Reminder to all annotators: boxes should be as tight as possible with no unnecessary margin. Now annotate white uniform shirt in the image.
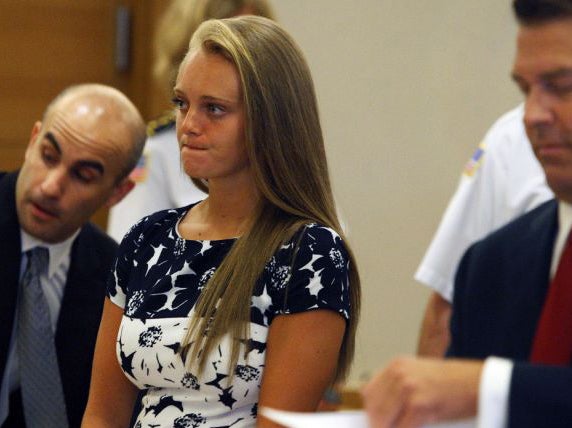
[107,126,206,242]
[415,104,553,301]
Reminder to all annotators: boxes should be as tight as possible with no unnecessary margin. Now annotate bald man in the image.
[0,84,146,427]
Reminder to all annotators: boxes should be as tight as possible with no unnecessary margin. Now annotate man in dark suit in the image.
[362,1,572,427]
[0,84,146,427]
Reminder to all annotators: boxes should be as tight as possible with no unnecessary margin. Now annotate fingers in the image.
[362,357,482,428]
[395,393,439,428]
[361,357,413,427]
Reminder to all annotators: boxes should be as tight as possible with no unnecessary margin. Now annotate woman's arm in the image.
[82,298,139,427]
[257,309,346,427]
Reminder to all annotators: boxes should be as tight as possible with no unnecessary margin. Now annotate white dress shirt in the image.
[0,229,77,424]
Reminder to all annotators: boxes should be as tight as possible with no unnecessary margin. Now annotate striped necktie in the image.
[18,247,69,427]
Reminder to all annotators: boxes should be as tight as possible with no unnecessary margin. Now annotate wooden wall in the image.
[0,0,170,229]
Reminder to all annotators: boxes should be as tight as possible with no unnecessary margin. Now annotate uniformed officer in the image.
[416,103,553,356]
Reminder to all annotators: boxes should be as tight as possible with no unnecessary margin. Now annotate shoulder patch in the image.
[463,142,486,177]
[129,153,149,183]
[146,110,175,137]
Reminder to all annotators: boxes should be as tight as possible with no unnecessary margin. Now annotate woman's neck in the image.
[179,174,261,240]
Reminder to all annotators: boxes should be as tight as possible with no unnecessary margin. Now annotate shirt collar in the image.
[550,201,572,277]
[558,201,572,239]
[20,229,79,278]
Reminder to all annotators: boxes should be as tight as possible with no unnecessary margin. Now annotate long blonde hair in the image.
[153,0,275,96]
[180,16,361,384]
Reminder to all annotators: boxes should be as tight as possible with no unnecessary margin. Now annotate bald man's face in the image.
[16,95,134,243]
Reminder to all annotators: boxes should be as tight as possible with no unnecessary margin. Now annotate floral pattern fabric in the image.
[108,204,351,427]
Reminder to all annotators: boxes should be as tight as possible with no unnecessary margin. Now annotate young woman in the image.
[83,16,360,428]
[107,0,275,241]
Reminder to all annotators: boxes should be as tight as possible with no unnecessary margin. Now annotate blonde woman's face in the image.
[173,50,249,185]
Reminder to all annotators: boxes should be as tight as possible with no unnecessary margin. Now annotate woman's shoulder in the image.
[257,222,351,322]
[294,223,346,253]
[270,222,348,271]
[303,222,343,238]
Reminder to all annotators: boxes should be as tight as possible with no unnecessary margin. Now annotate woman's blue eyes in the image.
[171,97,186,109]
[207,104,225,115]
[172,98,225,116]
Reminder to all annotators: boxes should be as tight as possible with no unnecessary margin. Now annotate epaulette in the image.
[146,110,176,137]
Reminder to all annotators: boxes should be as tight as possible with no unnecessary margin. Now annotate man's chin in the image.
[21,218,64,244]
[545,173,572,203]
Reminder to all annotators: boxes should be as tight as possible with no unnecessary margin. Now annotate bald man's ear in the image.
[25,121,43,158]
[105,178,135,208]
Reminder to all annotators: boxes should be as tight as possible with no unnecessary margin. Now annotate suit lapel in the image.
[505,200,558,359]
[55,223,110,419]
[56,224,104,356]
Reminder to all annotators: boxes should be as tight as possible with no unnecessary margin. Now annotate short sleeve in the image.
[106,215,149,309]
[414,104,552,301]
[414,109,515,300]
[269,224,351,321]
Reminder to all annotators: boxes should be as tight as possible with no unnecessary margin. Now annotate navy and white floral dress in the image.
[108,203,351,428]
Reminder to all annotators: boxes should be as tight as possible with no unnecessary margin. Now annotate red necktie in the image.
[530,231,572,365]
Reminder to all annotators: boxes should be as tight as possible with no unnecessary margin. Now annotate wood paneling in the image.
[0,1,118,158]
[0,0,171,230]
[141,0,174,119]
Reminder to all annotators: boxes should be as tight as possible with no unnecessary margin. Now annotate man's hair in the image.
[514,0,572,24]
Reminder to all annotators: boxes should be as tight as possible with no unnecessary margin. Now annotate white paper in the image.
[260,407,475,428]
[260,407,368,428]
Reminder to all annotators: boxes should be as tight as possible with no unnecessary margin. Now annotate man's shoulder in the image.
[146,111,175,138]
[76,222,118,253]
[481,104,527,152]
[66,223,118,283]
[490,104,524,131]
[0,170,18,188]
[453,200,557,310]
[140,114,177,167]
[473,199,557,253]
[0,172,20,228]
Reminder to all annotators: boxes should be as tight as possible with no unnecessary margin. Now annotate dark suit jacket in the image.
[0,171,118,427]
[449,199,572,427]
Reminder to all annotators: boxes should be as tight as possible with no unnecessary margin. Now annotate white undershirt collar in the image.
[551,201,572,277]
[20,229,79,278]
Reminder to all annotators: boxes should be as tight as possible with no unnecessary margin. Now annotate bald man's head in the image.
[15,84,146,243]
[43,84,146,180]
